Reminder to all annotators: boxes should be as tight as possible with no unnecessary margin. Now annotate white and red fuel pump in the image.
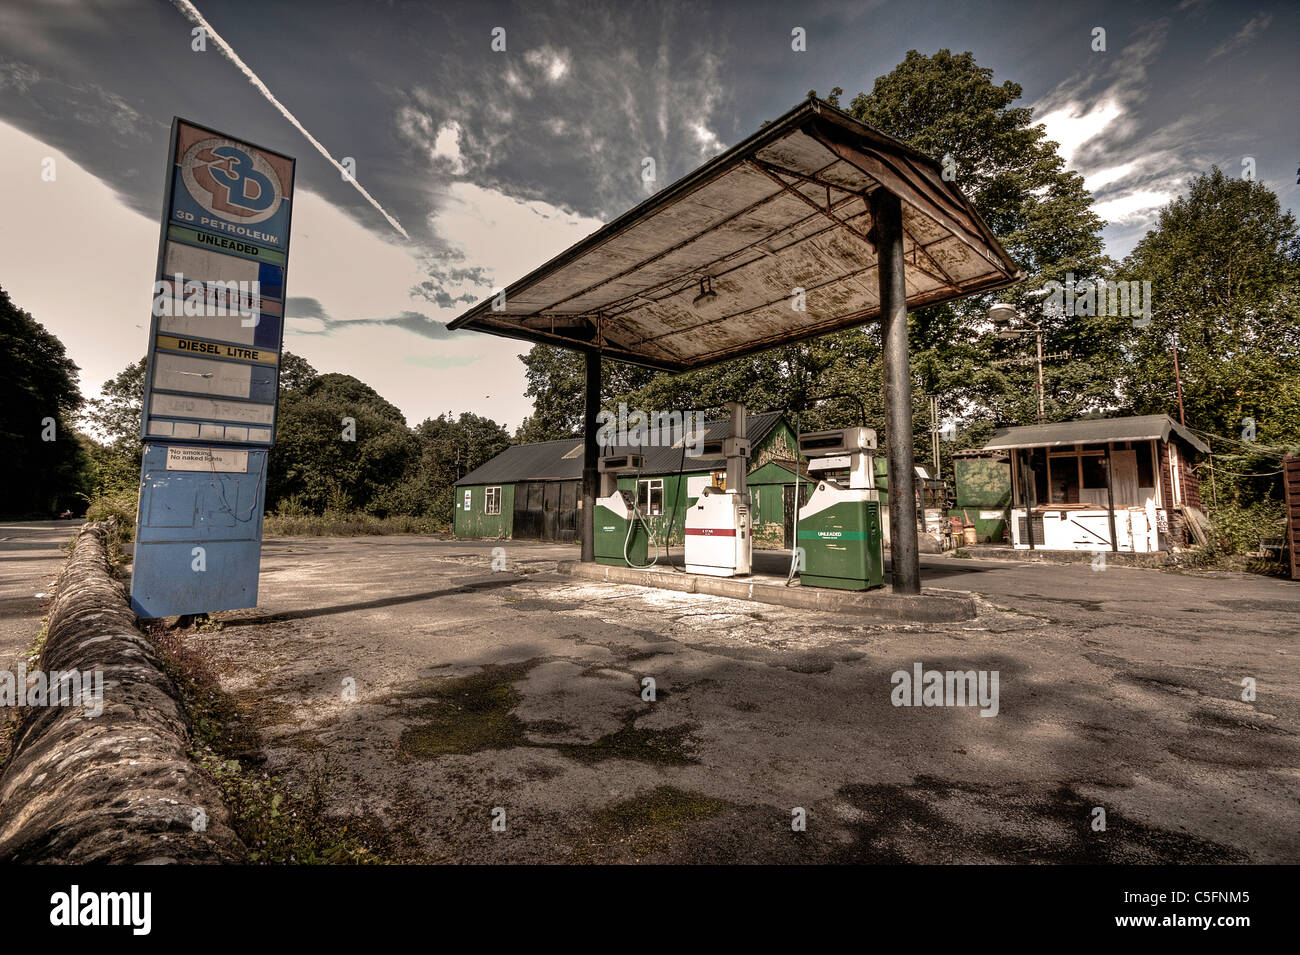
[684,402,752,577]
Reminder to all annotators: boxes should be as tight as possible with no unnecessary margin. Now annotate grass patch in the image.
[390,662,699,766]
[83,494,137,574]
[555,722,697,766]
[264,512,449,538]
[148,626,387,863]
[395,662,535,759]
[571,786,733,862]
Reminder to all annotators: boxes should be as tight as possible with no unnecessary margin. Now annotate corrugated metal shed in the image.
[982,415,1210,454]
[448,97,1021,372]
[455,411,786,486]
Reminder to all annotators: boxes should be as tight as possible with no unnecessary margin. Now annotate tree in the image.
[515,344,656,441]
[279,351,318,393]
[0,285,89,516]
[82,356,145,495]
[845,49,1114,441]
[268,372,417,513]
[399,413,511,520]
[1120,167,1300,443]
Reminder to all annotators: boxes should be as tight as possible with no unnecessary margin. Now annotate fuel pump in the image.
[797,427,885,590]
[594,454,651,567]
[684,402,752,577]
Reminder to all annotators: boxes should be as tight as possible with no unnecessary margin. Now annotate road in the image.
[0,521,80,672]
[204,536,1300,863]
[2,525,1297,863]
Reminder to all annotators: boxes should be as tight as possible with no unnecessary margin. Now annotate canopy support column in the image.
[873,189,921,595]
[580,351,601,562]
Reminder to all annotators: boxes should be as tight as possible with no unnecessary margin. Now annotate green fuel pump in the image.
[797,427,885,590]
[594,454,652,567]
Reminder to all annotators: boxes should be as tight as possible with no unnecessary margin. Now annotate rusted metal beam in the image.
[597,193,870,317]
[747,160,877,251]
[806,127,1009,275]
[631,258,882,347]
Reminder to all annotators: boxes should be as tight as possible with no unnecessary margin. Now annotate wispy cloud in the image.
[1209,12,1273,59]
[1030,22,1200,240]
[286,297,459,339]
[170,0,410,238]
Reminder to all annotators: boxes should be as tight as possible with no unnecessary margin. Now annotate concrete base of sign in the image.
[556,560,975,623]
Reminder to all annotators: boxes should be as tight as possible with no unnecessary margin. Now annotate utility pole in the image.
[928,395,941,476]
[1034,325,1045,424]
[988,304,1059,425]
[1172,331,1186,425]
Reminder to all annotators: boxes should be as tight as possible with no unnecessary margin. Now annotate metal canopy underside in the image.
[449,97,1023,372]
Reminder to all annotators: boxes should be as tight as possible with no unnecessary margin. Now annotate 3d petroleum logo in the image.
[181,138,282,224]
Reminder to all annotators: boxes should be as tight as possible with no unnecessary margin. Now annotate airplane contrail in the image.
[172,0,410,239]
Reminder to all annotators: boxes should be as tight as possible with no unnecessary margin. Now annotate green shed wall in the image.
[453,483,515,539]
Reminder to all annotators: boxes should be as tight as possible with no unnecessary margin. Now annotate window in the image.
[1080,454,1108,490]
[1168,444,1182,504]
[1137,441,1155,487]
[637,478,664,516]
[485,486,501,515]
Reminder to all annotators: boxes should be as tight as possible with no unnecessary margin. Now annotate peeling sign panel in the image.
[450,98,1021,371]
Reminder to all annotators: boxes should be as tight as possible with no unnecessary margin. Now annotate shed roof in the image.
[448,97,1021,372]
[455,410,786,486]
[982,415,1210,454]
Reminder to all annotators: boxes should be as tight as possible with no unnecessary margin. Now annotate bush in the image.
[85,491,137,532]
[1207,498,1286,555]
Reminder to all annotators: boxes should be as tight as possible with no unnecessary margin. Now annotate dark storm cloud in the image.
[0,0,1295,264]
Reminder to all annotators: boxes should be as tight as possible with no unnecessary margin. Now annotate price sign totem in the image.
[130,118,295,618]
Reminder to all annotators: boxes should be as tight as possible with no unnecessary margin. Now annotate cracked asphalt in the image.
[3,524,1297,863]
[166,535,1300,864]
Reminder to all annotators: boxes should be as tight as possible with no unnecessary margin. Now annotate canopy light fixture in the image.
[987,302,1018,327]
[692,275,718,308]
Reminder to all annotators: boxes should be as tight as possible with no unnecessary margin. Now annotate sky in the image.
[1,0,1295,432]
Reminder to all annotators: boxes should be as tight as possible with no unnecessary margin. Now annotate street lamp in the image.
[988,302,1047,424]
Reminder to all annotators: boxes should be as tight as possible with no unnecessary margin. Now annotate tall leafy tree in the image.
[515,344,656,441]
[0,286,89,516]
[1120,167,1300,440]
[400,412,511,520]
[268,372,416,513]
[1118,167,1300,510]
[82,356,145,495]
[845,49,1113,444]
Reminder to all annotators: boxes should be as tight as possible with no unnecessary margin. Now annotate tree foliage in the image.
[0,285,88,517]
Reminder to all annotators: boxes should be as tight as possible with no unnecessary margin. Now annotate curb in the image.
[556,561,976,622]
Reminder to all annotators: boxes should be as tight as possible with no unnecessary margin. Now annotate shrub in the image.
[1207,498,1286,556]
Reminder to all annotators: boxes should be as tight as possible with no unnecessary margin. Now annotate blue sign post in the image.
[130,118,295,619]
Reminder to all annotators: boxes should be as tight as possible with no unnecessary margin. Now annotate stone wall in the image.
[0,524,245,863]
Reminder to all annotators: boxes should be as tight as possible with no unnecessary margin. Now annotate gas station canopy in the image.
[449,97,1022,372]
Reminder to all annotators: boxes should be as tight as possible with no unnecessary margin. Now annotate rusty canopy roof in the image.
[448,97,1022,372]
